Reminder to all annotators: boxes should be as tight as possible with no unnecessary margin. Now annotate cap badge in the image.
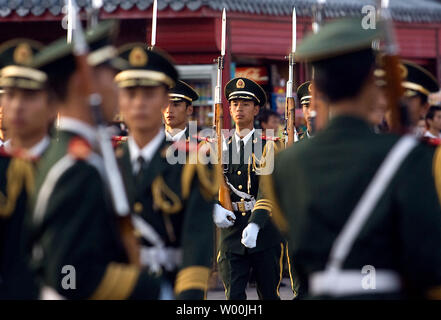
[236,79,245,89]
[129,46,148,67]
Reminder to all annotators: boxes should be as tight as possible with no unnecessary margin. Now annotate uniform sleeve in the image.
[175,163,215,300]
[33,161,161,300]
[395,146,441,297]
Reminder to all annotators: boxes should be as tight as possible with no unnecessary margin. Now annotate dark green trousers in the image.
[218,242,284,300]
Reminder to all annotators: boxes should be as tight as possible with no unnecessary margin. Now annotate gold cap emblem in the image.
[129,46,148,67]
[236,79,245,89]
[13,43,33,65]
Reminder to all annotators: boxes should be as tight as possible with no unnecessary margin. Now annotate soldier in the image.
[0,38,53,299]
[164,80,199,142]
[296,81,314,139]
[401,61,439,132]
[29,22,166,300]
[257,109,284,152]
[266,18,441,299]
[115,43,216,300]
[215,77,285,300]
[423,106,441,140]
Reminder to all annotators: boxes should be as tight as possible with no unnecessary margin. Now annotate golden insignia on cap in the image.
[129,46,148,67]
[374,69,385,78]
[13,43,33,65]
[236,79,245,89]
[308,83,313,93]
[399,64,408,79]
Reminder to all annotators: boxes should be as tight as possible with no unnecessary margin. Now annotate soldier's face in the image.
[163,100,193,129]
[429,111,441,131]
[262,115,280,133]
[94,66,119,123]
[302,104,311,128]
[229,99,259,128]
[2,87,54,142]
[119,85,168,134]
[404,95,429,127]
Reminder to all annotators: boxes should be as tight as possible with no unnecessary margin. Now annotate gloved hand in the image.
[213,204,236,228]
[241,223,260,248]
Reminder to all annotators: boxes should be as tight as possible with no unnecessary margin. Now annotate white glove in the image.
[213,204,236,228]
[241,223,260,248]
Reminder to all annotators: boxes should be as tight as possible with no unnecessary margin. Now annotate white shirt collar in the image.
[424,131,441,139]
[58,117,98,147]
[28,135,50,158]
[234,128,255,152]
[2,139,10,150]
[128,129,165,174]
[165,127,187,142]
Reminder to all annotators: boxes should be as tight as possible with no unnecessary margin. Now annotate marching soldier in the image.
[115,43,216,300]
[296,81,314,139]
[164,80,199,142]
[266,18,441,299]
[215,77,286,300]
[29,22,166,300]
[0,38,54,299]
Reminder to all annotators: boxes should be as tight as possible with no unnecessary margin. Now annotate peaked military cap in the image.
[225,77,267,107]
[115,43,178,88]
[0,39,47,90]
[297,81,312,106]
[296,18,382,62]
[31,20,123,82]
[400,61,439,97]
[169,80,199,103]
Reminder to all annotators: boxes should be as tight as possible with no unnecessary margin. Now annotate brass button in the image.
[134,202,143,213]
[237,171,242,175]
[238,185,243,190]
[242,212,247,216]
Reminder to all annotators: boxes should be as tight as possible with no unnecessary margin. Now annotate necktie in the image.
[239,140,245,164]
[135,156,147,187]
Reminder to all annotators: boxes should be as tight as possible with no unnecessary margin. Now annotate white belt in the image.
[231,199,256,212]
[140,246,182,273]
[309,270,402,297]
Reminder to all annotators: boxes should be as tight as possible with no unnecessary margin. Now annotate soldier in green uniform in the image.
[164,80,199,142]
[296,81,314,139]
[266,18,441,299]
[215,77,285,300]
[0,39,55,299]
[115,43,216,300]
[29,22,167,300]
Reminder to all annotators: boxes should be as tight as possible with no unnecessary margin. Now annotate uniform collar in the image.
[28,135,50,158]
[128,129,165,173]
[165,127,187,142]
[58,117,98,148]
[424,130,441,139]
[234,128,255,152]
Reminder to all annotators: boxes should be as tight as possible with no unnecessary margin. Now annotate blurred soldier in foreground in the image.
[267,18,441,299]
[115,43,216,300]
[29,22,165,300]
[215,77,286,300]
[164,80,198,142]
[0,38,53,299]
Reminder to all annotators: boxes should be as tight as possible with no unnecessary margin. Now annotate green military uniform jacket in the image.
[116,134,216,300]
[269,115,441,299]
[219,130,284,255]
[0,149,38,299]
[30,122,162,300]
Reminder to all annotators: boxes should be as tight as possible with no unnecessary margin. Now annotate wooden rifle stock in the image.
[215,102,233,212]
[286,97,296,146]
[383,55,405,134]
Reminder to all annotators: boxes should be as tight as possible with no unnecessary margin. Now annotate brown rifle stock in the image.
[384,55,404,134]
[286,97,296,146]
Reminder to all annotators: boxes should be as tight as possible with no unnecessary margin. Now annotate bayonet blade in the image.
[292,7,296,53]
[221,8,226,56]
[151,0,158,47]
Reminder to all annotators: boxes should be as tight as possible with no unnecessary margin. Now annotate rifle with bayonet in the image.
[214,9,234,213]
[284,7,297,147]
[67,0,140,266]
[378,0,406,134]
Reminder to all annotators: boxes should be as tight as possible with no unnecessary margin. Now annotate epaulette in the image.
[68,137,92,160]
[420,136,441,147]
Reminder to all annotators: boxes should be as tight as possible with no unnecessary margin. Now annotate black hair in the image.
[312,48,375,103]
[426,106,441,121]
[258,108,280,124]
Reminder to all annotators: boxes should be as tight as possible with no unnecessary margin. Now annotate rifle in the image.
[309,0,327,134]
[214,9,233,213]
[284,7,297,147]
[67,0,140,266]
[378,0,406,134]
